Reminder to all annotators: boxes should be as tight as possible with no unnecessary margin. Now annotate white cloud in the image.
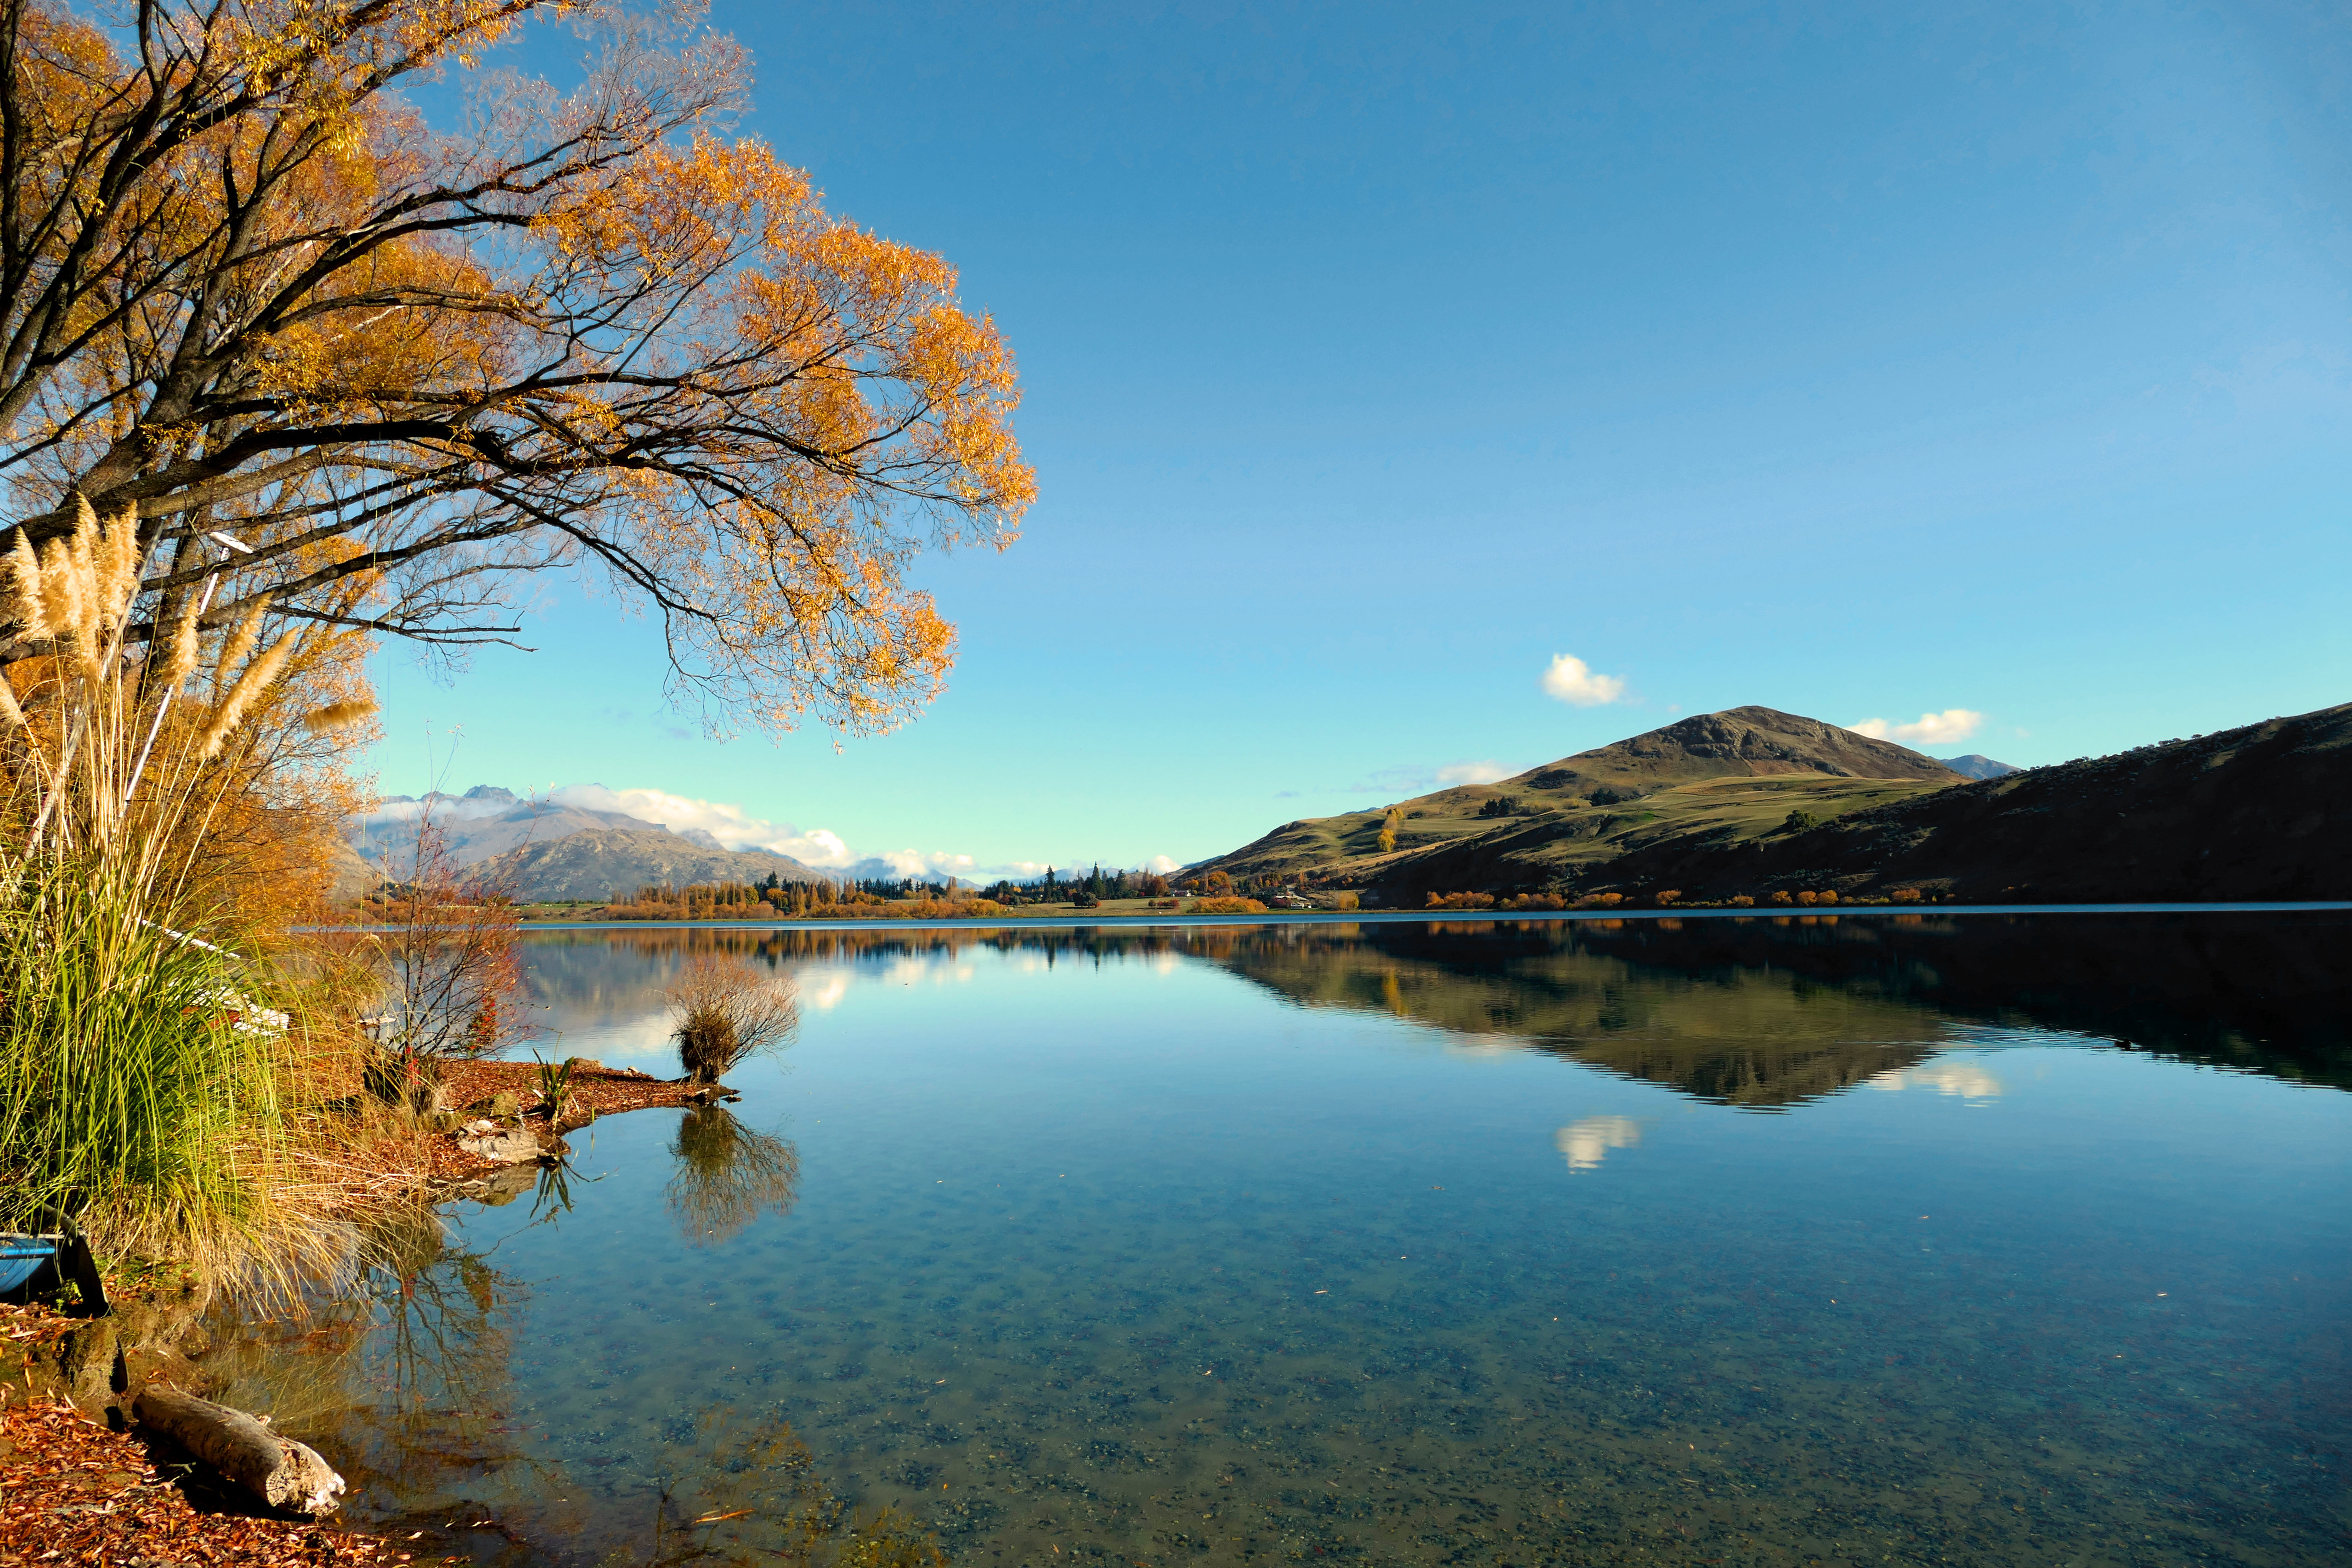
[1555,1115,1643,1172]
[1540,654,1628,707]
[1148,855,1180,875]
[1436,760,1510,786]
[1846,709,1985,746]
[357,792,518,826]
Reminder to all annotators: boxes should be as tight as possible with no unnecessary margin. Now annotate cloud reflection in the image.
[1866,1058,2003,1098]
[1555,1115,1644,1172]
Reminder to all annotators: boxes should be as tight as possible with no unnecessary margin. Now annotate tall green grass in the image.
[0,855,351,1288]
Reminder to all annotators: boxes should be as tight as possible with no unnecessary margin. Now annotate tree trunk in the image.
[131,1384,345,1515]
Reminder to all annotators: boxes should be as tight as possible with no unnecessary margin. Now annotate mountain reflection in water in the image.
[518,910,2352,1104]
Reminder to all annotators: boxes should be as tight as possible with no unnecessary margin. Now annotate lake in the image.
[209,912,2352,1566]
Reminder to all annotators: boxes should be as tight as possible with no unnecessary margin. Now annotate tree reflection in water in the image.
[200,1190,940,1566]
[667,1105,800,1247]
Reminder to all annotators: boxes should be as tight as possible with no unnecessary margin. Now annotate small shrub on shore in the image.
[1729,894,1756,907]
[1769,890,1795,906]
[1498,893,1567,911]
[1425,891,1497,910]
[666,959,799,1084]
[1577,892,1625,908]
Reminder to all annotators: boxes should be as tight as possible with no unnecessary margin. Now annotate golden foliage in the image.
[1187,895,1268,915]
[0,2,1029,738]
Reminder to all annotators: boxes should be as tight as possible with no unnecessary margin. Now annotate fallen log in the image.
[131,1383,345,1516]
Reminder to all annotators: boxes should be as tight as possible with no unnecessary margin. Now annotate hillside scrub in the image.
[1188,896,1269,914]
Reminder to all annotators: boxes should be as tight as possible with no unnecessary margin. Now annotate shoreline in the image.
[0,1073,719,1562]
[306,898,2352,937]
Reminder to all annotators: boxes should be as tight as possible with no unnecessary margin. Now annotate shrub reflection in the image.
[668,1106,801,1246]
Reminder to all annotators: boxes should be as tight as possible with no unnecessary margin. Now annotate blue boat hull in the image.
[0,1236,58,1293]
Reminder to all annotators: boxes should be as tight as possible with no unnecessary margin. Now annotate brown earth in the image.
[0,1394,406,1566]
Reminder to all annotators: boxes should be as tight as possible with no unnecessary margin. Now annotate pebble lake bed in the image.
[194,911,2350,1566]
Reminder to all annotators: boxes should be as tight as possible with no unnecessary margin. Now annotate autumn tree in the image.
[0,0,1032,738]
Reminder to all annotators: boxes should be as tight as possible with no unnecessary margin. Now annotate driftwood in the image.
[131,1383,345,1516]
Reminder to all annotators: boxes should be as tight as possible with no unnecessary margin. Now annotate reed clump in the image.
[0,498,383,1295]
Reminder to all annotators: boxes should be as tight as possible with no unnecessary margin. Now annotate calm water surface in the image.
[211,914,2352,1566]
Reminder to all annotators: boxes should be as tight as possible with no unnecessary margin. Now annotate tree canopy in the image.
[0,0,1032,735]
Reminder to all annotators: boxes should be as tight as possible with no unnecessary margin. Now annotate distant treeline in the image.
[591,865,1202,919]
[599,874,1002,921]
[982,865,1172,906]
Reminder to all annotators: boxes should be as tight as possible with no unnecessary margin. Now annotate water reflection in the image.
[1554,1114,1643,1171]
[668,1107,801,1247]
[204,1197,943,1565]
[520,912,2352,1102]
[198,1202,552,1534]
[199,916,2352,1566]
[1868,1059,2004,1098]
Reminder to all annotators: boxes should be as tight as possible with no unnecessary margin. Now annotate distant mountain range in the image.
[344,784,989,904]
[350,785,720,867]
[1194,702,2350,904]
[1937,753,2018,780]
[347,785,828,903]
[470,828,827,903]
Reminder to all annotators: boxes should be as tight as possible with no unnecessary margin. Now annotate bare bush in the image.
[665,959,798,1085]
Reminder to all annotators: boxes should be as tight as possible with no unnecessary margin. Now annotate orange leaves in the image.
[6,5,1027,742]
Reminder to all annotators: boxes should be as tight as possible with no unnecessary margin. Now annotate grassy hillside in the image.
[1195,706,1962,891]
[1192,700,2351,905]
[1591,701,2352,904]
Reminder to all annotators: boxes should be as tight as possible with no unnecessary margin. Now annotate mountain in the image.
[1195,706,1963,887]
[1516,706,1963,789]
[470,828,826,903]
[350,785,673,869]
[1195,702,2351,905]
[1938,754,2018,781]
[1589,702,2352,905]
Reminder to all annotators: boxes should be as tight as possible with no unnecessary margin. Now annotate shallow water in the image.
[209,914,2352,1565]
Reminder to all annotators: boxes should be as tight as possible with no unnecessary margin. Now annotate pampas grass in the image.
[0,511,376,1300]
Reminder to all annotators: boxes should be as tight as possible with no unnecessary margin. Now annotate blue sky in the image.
[365,0,2352,877]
